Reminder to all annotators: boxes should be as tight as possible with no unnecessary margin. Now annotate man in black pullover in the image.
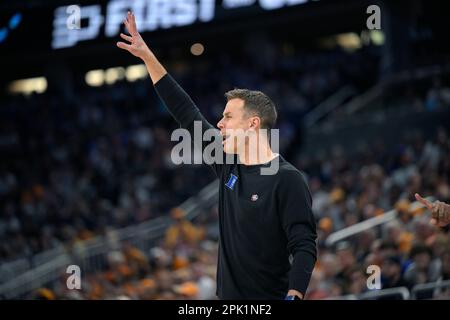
[117,11,317,300]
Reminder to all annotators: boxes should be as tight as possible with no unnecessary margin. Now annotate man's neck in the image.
[238,142,277,165]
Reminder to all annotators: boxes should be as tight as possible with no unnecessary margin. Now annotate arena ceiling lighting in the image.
[85,69,105,87]
[190,43,205,56]
[125,64,148,82]
[7,77,47,95]
[105,66,126,84]
[336,32,361,51]
[85,65,148,87]
[370,30,385,46]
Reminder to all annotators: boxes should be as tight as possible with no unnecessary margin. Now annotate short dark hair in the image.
[409,244,433,259]
[225,89,277,129]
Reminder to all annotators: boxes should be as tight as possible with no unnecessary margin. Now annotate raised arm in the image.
[117,11,166,84]
[117,12,224,175]
[116,11,211,129]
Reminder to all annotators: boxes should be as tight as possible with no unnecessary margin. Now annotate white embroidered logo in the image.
[251,194,259,202]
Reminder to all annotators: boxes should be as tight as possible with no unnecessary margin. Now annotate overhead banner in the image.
[0,0,316,53]
[52,0,312,49]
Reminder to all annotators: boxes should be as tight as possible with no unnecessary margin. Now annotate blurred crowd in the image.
[33,125,449,300]
[34,214,219,300]
[304,126,450,299]
[0,41,377,263]
[1,37,449,300]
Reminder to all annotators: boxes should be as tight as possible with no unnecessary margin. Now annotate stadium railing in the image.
[303,85,356,129]
[329,287,410,300]
[329,281,450,300]
[411,279,450,300]
[325,197,434,247]
[359,287,410,300]
[0,258,30,285]
[342,63,450,116]
[0,246,65,287]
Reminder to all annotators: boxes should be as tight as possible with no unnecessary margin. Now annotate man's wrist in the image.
[142,49,156,64]
[286,289,304,300]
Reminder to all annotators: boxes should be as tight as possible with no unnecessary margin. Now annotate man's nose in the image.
[217,120,224,130]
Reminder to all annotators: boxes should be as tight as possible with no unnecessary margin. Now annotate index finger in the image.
[415,193,433,210]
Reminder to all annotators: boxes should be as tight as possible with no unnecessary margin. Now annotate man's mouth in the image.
[221,134,230,145]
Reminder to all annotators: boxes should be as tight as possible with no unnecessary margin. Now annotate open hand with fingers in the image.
[415,193,450,227]
[116,11,152,60]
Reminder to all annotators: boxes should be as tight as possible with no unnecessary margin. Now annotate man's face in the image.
[217,98,256,154]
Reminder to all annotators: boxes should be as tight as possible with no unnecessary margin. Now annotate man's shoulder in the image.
[278,157,306,176]
[277,158,308,186]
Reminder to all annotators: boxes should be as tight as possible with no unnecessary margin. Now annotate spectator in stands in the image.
[334,241,357,293]
[404,244,440,288]
[347,267,369,295]
[415,193,450,227]
[164,207,206,249]
[438,249,450,281]
[381,255,408,289]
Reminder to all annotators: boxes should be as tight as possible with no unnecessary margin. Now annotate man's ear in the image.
[249,116,260,129]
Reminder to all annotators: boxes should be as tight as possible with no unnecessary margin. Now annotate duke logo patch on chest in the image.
[225,173,238,190]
